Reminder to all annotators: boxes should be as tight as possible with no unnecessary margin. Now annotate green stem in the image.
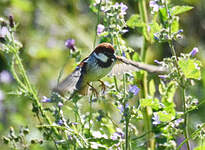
[88,94,93,136]
[182,88,190,150]
[125,115,129,150]
[13,50,59,136]
[138,0,154,149]
[93,0,102,48]
[123,75,129,150]
[177,124,205,150]
[164,1,190,148]
[169,41,190,149]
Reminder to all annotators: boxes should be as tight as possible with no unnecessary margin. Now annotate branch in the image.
[116,56,168,74]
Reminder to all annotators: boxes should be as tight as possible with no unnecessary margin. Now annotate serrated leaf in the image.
[171,5,193,16]
[178,58,201,80]
[126,14,145,28]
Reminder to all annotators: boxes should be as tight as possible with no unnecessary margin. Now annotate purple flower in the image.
[0,90,5,101]
[189,47,199,57]
[154,59,161,65]
[152,112,160,125]
[97,24,105,35]
[177,29,183,34]
[154,33,160,41]
[41,96,51,103]
[129,85,140,96]
[0,26,9,38]
[113,2,119,9]
[122,50,126,57]
[65,39,75,50]
[149,0,159,13]
[117,103,129,114]
[58,102,63,107]
[120,2,128,15]
[57,119,63,126]
[158,75,168,79]
[0,26,9,43]
[111,128,124,140]
[174,118,184,126]
[0,70,12,84]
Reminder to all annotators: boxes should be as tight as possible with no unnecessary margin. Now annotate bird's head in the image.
[92,43,115,63]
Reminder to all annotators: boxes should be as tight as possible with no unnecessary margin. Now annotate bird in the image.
[53,43,167,96]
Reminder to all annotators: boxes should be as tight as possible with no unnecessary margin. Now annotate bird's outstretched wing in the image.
[53,61,87,95]
[111,56,167,75]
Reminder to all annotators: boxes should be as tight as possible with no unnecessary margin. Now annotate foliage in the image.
[0,0,205,150]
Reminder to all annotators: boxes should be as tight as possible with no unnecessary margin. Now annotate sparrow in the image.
[53,43,166,96]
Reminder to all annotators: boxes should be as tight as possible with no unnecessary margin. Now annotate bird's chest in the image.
[84,56,115,82]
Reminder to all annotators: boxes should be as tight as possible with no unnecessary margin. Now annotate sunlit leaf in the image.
[126,14,145,29]
[171,17,179,33]
[171,5,194,16]
[159,7,168,26]
[178,58,201,80]
[140,98,160,110]
[162,81,177,104]
[157,111,173,122]
[149,79,156,96]
[150,22,162,42]
[194,144,205,150]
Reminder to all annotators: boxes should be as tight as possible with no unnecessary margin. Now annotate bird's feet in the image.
[88,83,98,97]
[98,80,106,94]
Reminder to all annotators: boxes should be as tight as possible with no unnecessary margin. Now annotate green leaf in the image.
[159,7,168,25]
[162,81,177,104]
[126,14,145,29]
[149,80,156,96]
[171,5,194,16]
[11,0,33,12]
[132,52,140,61]
[157,111,173,122]
[171,17,179,33]
[150,22,162,42]
[140,98,160,110]
[194,144,205,150]
[178,58,201,80]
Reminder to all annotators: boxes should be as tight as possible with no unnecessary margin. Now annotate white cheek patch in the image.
[94,52,108,63]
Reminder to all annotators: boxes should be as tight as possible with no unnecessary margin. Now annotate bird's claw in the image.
[98,80,106,94]
[88,83,99,97]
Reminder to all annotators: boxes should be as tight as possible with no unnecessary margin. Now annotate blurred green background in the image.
[0,0,205,149]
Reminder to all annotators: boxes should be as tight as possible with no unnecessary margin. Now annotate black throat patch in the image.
[95,54,116,68]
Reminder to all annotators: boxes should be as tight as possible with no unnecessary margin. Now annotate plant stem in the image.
[13,50,59,136]
[93,0,102,49]
[123,74,129,150]
[88,94,93,136]
[138,0,155,149]
[168,35,191,150]
[125,115,129,150]
[181,88,191,150]
[164,1,191,148]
